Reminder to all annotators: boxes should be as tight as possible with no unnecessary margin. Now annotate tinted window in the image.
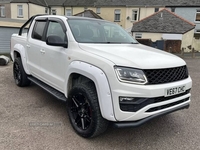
[46,21,66,42]
[32,21,46,40]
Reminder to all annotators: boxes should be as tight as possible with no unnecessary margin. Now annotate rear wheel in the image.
[13,57,31,87]
[67,82,108,138]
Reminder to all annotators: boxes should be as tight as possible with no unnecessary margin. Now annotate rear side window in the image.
[32,21,46,40]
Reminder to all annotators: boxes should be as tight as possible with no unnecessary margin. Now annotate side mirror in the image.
[46,35,68,48]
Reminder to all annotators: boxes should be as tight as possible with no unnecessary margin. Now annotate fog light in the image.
[119,97,135,102]
[119,97,149,105]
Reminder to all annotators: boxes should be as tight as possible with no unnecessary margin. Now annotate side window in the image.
[46,21,66,42]
[32,21,46,40]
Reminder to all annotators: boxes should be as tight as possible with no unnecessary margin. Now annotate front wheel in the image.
[13,57,31,87]
[67,82,108,138]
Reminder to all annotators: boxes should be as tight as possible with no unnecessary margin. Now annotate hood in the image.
[78,43,186,69]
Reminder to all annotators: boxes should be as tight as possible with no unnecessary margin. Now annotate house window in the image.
[132,10,138,21]
[195,9,200,21]
[45,7,48,14]
[135,33,142,39]
[96,7,101,14]
[46,21,66,42]
[171,7,176,12]
[17,5,23,17]
[155,8,159,12]
[66,9,72,16]
[52,9,56,15]
[114,9,121,22]
[0,6,5,17]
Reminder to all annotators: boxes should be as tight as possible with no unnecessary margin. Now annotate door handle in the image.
[26,44,30,48]
[40,49,45,54]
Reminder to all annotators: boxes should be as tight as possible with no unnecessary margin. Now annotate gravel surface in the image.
[0,58,200,150]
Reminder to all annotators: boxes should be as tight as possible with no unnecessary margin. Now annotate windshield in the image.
[68,19,138,44]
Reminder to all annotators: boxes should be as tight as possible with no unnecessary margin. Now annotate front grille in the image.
[143,66,188,85]
[119,89,190,112]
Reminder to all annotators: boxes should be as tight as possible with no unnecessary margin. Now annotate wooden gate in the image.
[137,39,182,53]
[164,40,181,53]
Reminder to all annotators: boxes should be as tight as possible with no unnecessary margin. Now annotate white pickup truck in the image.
[11,15,192,138]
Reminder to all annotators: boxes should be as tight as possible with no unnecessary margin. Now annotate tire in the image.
[13,57,31,87]
[67,82,108,138]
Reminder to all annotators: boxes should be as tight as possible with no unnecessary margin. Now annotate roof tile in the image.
[131,9,195,34]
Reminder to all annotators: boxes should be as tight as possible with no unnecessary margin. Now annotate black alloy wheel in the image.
[13,57,31,87]
[70,93,92,130]
[67,82,108,138]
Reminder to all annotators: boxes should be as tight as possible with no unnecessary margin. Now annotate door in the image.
[164,40,181,53]
[40,19,68,91]
[0,27,22,53]
[27,19,47,78]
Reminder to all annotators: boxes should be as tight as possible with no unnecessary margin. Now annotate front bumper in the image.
[112,103,189,128]
[111,77,192,122]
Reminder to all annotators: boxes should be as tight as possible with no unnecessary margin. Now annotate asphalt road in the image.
[0,58,200,150]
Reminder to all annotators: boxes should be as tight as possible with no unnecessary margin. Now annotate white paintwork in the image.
[10,15,192,123]
[111,76,192,121]
[162,34,183,40]
[78,43,186,69]
[65,61,115,121]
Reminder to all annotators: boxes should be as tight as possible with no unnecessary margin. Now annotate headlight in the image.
[115,66,148,84]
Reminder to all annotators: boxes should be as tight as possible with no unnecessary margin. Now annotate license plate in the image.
[165,85,186,97]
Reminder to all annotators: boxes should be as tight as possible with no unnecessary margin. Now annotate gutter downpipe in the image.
[27,2,30,19]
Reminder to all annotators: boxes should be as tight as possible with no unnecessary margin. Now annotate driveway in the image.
[0,58,200,150]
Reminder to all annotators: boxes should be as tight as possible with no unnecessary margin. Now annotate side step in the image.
[28,76,67,102]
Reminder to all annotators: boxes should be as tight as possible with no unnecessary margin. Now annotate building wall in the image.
[29,3,46,17]
[11,3,46,19]
[133,32,163,42]
[98,7,126,27]
[71,7,127,27]
[182,29,194,52]
[0,3,11,18]
[175,7,200,33]
[4,3,11,18]
[72,7,86,15]
[7,4,166,29]
[192,38,200,51]
[50,6,65,15]
[133,31,195,52]
[139,7,164,20]
[10,3,28,19]
[125,7,139,29]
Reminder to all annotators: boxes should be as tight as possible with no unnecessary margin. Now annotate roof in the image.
[131,9,195,34]
[63,0,95,6]
[10,0,47,6]
[46,0,65,6]
[0,0,12,3]
[95,0,200,6]
[8,0,200,7]
[73,10,103,19]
